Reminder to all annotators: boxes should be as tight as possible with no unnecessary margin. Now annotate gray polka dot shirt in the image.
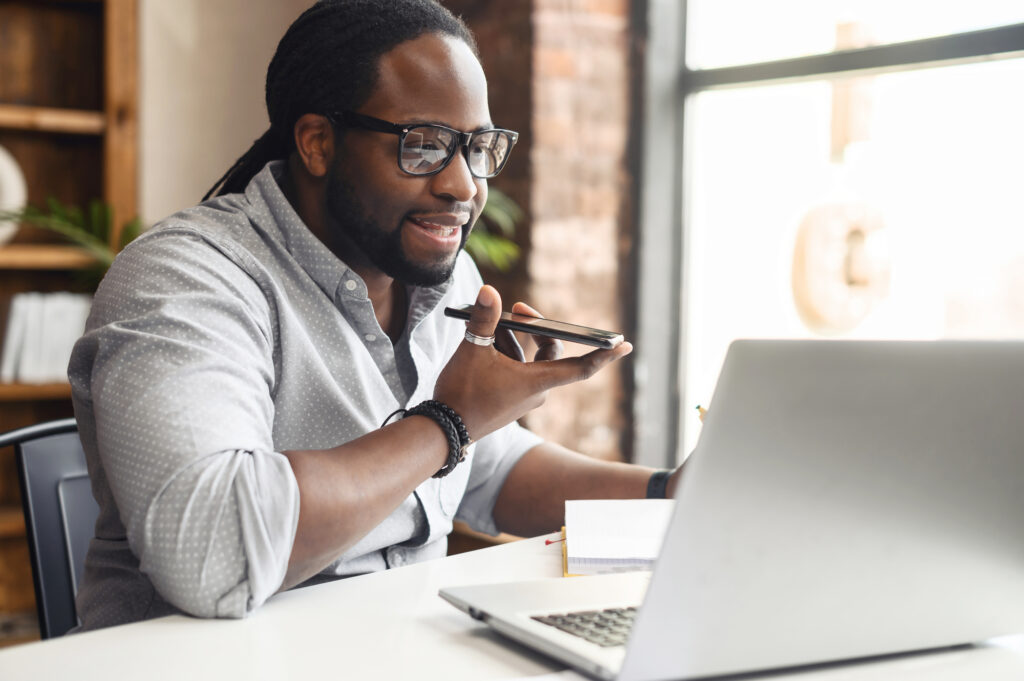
[67,161,541,630]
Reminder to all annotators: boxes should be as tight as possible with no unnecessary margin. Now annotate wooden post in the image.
[103,0,139,249]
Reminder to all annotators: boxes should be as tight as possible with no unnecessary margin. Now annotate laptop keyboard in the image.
[531,606,637,647]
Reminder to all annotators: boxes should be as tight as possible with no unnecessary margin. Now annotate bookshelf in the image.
[0,0,137,642]
[0,104,106,136]
[0,244,98,270]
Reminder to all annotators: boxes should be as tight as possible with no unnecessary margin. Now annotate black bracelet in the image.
[646,469,673,499]
[381,400,471,478]
[418,399,471,448]
[410,402,462,478]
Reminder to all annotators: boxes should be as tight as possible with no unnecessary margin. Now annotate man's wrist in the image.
[383,400,471,478]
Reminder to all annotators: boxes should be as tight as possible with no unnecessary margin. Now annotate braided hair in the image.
[202,0,477,201]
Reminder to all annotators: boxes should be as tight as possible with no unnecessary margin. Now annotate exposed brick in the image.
[535,47,577,79]
[447,0,635,463]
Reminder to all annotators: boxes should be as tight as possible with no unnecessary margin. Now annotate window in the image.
[687,0,1024,69]
[633,5,1024,464]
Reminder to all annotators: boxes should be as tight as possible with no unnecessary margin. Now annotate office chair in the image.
[0,418,98,639]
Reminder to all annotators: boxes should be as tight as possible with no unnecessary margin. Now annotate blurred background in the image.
[0,0,1022,644]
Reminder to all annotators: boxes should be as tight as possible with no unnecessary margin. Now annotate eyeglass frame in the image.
[325,110,519,179]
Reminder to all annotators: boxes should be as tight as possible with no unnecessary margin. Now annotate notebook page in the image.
[565,499,674,574]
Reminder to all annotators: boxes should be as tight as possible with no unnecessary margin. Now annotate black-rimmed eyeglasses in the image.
[327,111,519,179]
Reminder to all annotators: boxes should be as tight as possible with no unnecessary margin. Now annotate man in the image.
[68,0,680,630]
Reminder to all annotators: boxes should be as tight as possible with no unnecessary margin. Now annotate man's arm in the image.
[491,442,682,537]
[280,284,632,587]
[486,299,682,537]
[280,416,449,589]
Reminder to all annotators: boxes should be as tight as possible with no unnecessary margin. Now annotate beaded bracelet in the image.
[381,399,472,478]
[418,399,471,449]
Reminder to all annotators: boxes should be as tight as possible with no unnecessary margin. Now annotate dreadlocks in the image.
[202,0,476,201]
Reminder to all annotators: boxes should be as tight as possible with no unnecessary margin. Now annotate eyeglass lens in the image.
[401,126,512,178]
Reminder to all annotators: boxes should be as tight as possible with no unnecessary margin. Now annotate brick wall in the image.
[445,0,636,462]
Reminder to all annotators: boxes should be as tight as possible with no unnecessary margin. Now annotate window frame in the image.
[632,3,1024,467]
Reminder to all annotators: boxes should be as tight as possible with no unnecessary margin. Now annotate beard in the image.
[324,165,470,287]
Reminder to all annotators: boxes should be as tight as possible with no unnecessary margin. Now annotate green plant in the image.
[0,198,144,290]
[467,187,523,272]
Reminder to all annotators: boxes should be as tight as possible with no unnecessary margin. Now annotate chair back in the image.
[0,418,98,638]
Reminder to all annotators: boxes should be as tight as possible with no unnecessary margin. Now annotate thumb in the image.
[465,285,502,344]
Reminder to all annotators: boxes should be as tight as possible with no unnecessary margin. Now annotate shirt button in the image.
[344,280,357,291]
[364,333,377,342]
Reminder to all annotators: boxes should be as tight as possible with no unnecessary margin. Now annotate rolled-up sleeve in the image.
[455,421,543,536]
[71,228,299,618]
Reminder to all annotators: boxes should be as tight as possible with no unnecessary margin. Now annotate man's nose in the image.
[430,148,479,202]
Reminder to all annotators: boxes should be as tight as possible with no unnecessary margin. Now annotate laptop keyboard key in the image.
[531,607,637,647]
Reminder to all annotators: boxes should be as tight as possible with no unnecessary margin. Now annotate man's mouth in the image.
[407,215,469,239]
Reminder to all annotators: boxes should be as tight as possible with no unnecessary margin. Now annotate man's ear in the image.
[293,113,335,178]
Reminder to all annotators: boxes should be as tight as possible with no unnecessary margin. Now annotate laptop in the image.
[440,340,1024,680]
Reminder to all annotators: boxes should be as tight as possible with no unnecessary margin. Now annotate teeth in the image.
[417,221,457,237]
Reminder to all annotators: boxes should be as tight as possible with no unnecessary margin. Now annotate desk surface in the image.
[2,534,1024,681]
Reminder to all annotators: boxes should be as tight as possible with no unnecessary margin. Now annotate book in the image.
[14,292,44,383]
[563,499,675,576]
[0,292,28,383]
[1,292,91,384]
[40,293,91,383]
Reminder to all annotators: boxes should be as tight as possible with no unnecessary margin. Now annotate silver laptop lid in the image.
[621,340,1024,681]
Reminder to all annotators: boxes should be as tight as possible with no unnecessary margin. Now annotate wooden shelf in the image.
[0,507,24,540]
[0,383,72,402]
[448,521,521,556]
[0,104,105,136]
[0,244,98,270]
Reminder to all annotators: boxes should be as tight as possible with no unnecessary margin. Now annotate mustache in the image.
[407,202,477,220]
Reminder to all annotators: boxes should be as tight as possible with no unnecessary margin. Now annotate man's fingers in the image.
[494,327,526,362]
[464,285,502,345]
[534,337,563,362]
[510,301,562,361]
[511,301,542,318]
[530,341,633,389]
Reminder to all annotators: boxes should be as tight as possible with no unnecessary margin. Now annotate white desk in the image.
[2,533,1024,681]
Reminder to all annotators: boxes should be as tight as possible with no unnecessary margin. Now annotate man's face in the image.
[325,33,491,287]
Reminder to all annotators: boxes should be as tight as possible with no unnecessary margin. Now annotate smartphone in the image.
[443,304,624,349]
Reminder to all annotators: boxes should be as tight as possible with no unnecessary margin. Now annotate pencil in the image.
[695,405,707,422]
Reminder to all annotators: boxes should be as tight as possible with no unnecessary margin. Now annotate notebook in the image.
[563,499,674,576]
[440,339,1024,681]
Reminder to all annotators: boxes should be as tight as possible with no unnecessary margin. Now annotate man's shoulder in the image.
[119,194,274,272]
[145,194,264,250]
[96,195,279,309]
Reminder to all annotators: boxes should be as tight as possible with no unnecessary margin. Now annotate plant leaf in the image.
[0,205,114,267]
[87,199,113,241]
[480,187,524,237]
[466,228,520,272]
[118,217,144,251]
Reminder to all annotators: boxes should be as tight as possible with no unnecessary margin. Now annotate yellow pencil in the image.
[695,405,707,422]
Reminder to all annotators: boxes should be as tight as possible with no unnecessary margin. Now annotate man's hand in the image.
[434,285,632,441]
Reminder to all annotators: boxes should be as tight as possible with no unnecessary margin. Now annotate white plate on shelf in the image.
[0,144,28,245]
